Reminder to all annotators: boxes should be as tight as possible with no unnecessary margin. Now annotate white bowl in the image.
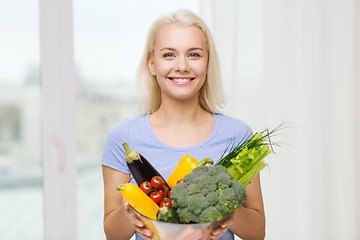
[133,208,234,240]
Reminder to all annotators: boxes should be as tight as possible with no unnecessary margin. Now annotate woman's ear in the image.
[148,56,156,76]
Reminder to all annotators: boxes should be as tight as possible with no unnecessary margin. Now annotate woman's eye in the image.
[189,53,201,57]
[163,53,174,58]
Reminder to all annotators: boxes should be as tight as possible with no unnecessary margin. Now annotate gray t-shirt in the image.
[101,113,252,240]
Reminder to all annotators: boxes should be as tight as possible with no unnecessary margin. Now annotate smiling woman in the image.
[101,9,266,240]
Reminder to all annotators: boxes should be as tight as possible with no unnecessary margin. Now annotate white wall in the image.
[201,0,360,239]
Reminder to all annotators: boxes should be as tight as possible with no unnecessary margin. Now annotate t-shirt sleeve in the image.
[220,114,253,149]
[235,120,253,145]
[101,120,131,175]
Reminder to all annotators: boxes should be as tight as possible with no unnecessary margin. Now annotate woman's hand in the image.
[208,212,235,240]
[123,200,153,240]
[208,224,229,240]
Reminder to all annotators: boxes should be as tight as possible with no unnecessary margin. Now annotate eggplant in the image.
[122,142,169,188]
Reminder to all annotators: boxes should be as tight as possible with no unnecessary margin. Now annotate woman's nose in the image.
[175,56,189,72]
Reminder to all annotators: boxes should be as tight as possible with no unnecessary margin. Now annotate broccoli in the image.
[170,165,247,223]
[156,206,180,223]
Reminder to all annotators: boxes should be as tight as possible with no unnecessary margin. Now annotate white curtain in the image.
[200,0,360,239]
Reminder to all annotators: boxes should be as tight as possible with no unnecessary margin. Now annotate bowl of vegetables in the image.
[118,128,279,240]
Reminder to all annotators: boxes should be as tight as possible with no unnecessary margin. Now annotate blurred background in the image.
[0,0,358,239]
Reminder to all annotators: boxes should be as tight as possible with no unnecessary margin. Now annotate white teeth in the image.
[172,78,191,83]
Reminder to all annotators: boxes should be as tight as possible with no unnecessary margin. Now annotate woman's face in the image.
[149,23,208,102]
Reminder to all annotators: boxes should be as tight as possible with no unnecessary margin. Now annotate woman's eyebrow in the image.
[188,47,204,52]
[160,47,175,52]
[159,47,204,52]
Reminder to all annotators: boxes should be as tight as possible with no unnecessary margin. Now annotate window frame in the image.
[40,0,77,239]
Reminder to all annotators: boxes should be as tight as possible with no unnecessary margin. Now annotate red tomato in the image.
[176,178,183,184]
[160,197,172,207]
[158,185,169,197]
[150,191,164,204]
[140,181,153,195]
[151,176,164,190]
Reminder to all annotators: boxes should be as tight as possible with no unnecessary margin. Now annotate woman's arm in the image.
[102,165,135,240]
[230,174,266,240]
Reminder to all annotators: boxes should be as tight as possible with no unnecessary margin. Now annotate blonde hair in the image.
[137,9,225,114]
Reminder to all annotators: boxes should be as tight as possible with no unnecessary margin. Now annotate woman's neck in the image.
[150,98,209,126]
[149,98,215,148]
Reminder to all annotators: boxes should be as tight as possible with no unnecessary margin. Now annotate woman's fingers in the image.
[123,201,153,239]
[209,213,235,240]
[209,223,229,239]
[135,227,153,240]
[209,225,228,239]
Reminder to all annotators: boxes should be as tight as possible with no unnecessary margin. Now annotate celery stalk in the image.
[216,125,282,187]
[238,161,268,187]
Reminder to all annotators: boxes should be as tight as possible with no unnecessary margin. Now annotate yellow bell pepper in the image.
[167,155,213,189]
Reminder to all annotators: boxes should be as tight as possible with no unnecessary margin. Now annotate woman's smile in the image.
[168,77,195,85]
[148,23,208,100]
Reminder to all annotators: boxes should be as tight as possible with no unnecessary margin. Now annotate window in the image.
[0,1,43,239]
